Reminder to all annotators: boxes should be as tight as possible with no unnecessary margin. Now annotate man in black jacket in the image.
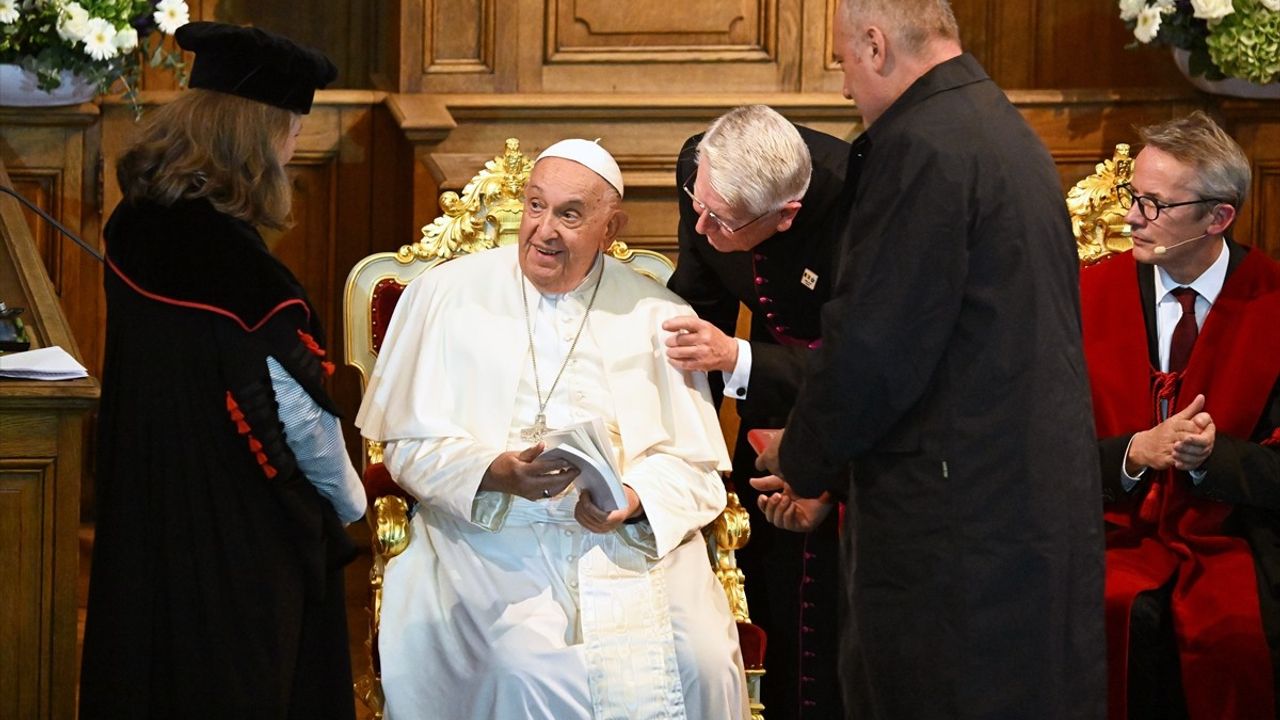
[754,1,1106,718]
[665,104,850,720]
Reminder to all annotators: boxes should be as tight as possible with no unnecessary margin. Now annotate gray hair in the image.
[696,105,812,218]
[838,0,960,56]
[1139,111,1251,210]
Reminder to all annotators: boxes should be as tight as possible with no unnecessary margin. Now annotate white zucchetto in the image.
[535,138,625,198]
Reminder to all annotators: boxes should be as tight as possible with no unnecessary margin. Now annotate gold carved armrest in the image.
[706,489,753,623]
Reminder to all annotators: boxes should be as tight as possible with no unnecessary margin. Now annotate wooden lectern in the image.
[0,159,99,719]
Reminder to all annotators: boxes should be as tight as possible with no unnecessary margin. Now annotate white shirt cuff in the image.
[721,338,751,400]
[1121,434,1147,493]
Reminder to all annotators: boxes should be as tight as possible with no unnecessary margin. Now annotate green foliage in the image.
[1205,0,1280,83]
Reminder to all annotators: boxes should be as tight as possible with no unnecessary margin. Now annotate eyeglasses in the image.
[682,169,774,235]
[1117,183,1230,222]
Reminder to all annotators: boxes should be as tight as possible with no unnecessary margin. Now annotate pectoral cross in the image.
[521,413,548,443]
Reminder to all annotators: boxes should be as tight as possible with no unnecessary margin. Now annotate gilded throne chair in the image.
[344,139,767,719]
[1069,142,1134,265]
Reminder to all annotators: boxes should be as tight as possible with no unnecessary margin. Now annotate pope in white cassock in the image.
[356,138,750,720]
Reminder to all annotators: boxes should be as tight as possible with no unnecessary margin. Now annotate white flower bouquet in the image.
[0,0,190,109]
[1119,0,1280,84]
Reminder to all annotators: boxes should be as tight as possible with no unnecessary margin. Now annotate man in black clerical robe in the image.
[667,105,850,720]
[755,2,1105,718]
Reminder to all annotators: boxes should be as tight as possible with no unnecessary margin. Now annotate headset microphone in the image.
[1152,233,1208,256]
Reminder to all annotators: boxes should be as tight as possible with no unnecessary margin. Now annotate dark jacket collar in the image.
[863,52,990,141]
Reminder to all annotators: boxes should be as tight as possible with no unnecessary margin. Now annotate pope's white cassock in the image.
[356,244,749,720]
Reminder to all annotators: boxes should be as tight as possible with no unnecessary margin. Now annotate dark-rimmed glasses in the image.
[682,169,773,235]
[1117,183,1230,222]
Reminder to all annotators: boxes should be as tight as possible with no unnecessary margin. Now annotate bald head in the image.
[833,0,963,125]
[839,0,959,56]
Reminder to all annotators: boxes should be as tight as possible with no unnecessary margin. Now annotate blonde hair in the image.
[1139,111,1251,210]
[697,105,812,218]
[839,0,960,56]
[116,89,297,229]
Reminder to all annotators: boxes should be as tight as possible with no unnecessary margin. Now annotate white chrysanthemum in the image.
[1134,5,1163,42]
[1118,0,1147,22]
[1190,0,1235,20]
[153,0,188,34]
[1260,0,1280,11]
[114,26,138,52]
[56,2,89,42]
[0,0,20,24]
[81,17,118,60]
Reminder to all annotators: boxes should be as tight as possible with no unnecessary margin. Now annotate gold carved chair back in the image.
[1069,143,1134,265]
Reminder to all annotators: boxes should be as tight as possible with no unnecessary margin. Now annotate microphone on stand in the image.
[0,185,104,262]
[1152,232,1208,256]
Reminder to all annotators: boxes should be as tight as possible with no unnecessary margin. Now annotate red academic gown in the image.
[1081,247,1280,720]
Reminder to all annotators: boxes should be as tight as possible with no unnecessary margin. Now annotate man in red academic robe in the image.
[1081,111,1280,720]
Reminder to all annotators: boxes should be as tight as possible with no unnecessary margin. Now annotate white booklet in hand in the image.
[538,417,628,512]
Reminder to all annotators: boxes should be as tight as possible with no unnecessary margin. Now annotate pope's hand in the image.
[575,485,642,533]
[481,443,579,501]
[662,315,739,373]
[749,475,833,533]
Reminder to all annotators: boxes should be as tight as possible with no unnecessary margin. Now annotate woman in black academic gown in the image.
[79,22,366,720]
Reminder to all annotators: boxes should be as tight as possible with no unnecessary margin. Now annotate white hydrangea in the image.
[56,1,89,42]
[153,0,189,35]
[0,0,20,24]
[1118,0,1148,22]
[1190,0,1235,20]
[1134,4,1164,43]
[1259,0,1280,10]
[81,16,117,61]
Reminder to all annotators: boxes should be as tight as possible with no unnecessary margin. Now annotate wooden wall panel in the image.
[798,0,1190,95]
[1220,101,1280,257]
[124,0,1206,95]
[0,463,49,720]
[425,0,494,74]
[139,0,373,91]
[0,409,91,720]
[547,0,772,59]
[0,107,103,377]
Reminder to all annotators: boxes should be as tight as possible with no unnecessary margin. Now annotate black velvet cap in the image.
[175,22,337,115]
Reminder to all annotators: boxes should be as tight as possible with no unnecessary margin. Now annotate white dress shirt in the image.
[1122,240,1229,489]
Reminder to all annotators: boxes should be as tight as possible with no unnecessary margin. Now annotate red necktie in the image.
[1167,286,1199,373]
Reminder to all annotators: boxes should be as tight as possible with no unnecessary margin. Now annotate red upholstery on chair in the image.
[362,461,411,506]
[370,279,407,353]
[737,621,767,671]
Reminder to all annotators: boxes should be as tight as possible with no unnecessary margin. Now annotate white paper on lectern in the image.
[538,417,627,512]
[0,345,88,380]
